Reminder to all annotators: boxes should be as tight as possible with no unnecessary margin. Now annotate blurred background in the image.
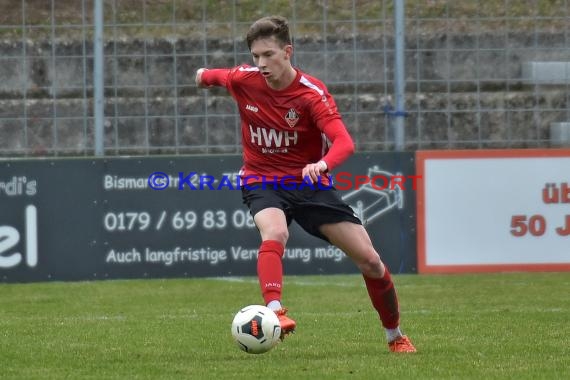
[0,0,569,156]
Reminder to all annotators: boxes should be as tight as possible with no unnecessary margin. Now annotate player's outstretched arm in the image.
[195,68,231,88]
[195,68,210,88]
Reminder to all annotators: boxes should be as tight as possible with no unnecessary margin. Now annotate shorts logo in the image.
[285,108,300,128]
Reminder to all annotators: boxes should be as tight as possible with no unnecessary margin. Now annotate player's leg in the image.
[253,207,288,306]
[242,187,289,307]
[252,207,296,336]
[319,221,396,324]
[242,184,298,336]
[319,221,416,352]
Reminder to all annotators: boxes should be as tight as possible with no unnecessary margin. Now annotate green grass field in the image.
[1,272,569,379]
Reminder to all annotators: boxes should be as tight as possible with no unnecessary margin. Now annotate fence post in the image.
[93,0,104,156]
[393,0,406,151]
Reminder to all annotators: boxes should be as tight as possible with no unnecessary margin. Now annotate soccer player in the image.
[195,15,416,353]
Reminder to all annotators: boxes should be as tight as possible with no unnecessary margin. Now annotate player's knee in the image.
[273,229,289,245]
[356,254,383,278]
[262,227,289,246]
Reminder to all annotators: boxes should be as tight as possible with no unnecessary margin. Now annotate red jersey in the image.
[202,65,354,183]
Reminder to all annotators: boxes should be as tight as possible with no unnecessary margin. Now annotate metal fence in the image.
[0,0,569,156]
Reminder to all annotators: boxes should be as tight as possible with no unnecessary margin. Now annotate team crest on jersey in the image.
[285,108,300,128]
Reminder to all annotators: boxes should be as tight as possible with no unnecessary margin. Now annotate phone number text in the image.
[103,210,255,232]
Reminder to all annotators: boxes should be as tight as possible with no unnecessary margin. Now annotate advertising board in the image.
[1,152,417,282]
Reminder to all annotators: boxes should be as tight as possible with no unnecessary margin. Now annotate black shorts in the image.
[241,184,362,242]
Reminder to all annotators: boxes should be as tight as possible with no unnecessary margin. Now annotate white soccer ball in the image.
[231,305,282,354]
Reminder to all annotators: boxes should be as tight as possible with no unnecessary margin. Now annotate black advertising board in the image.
[0,152,417,283]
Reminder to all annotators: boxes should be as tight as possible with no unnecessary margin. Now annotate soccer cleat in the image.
[388,335,417,353]
[274,308,296,340]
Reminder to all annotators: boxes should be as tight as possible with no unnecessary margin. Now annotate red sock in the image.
[257,240,285,305]
[363,268,400,329]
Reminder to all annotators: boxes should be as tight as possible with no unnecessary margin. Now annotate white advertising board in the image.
[417,150,570,273]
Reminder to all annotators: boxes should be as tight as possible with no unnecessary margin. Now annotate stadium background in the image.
[0,0,569,156]
[0,0,569,283]
[1,3,569,377]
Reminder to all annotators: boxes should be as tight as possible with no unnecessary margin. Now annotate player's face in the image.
[250,37,295,89]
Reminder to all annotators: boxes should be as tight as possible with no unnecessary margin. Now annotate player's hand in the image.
[302,160,327,184]
[195,68,209,88]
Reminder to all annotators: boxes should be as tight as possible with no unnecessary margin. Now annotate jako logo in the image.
[251,319,259,336]
[0,205,38,268]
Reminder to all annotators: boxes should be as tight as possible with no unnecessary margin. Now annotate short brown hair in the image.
[246,16,292,51]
